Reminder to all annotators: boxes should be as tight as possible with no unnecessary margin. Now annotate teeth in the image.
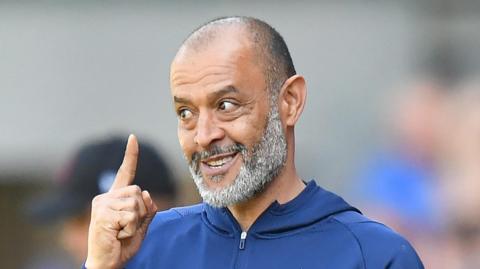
[206,156,233,168]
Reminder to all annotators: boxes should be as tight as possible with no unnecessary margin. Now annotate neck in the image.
[227,163,305,232]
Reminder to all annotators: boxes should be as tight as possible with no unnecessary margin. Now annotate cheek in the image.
[178,127,194,158]
[227,113,266,148]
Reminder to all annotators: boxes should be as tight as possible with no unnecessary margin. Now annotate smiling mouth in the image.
[200,152,240,177]
[205,156,233,168]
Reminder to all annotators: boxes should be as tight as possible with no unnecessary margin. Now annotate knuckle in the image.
[126,197,137,209]
[125,212,138,223]
[123,227,135,237]
[138,208,147,218]
[138,200,147,212]
[91,197,107,216]
[131,185,142,193]
[91,194,103,205]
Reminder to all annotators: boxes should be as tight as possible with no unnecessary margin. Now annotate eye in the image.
[178,109,193,120]
[218,100,237,112]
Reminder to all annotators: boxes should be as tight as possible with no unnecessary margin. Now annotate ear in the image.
[279,75,307,127]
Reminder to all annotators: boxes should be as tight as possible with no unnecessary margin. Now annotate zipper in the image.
[239,231,247,250]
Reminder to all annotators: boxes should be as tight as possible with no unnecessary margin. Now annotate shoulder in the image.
[126,204,206,268]
[147,203,205,235]
[331,211,424,268]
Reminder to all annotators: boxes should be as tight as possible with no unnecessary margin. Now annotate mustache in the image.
[190,143,247,167]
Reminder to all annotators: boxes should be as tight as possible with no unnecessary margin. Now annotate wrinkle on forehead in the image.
[171,37,258,91]
[171,65,234,87]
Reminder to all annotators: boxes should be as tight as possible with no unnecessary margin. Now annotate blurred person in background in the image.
[353,45,467,268]
[25,135,178,269]
[355,49,457,231]
[438,80,480,268]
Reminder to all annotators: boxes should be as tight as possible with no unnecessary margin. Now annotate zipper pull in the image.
[239,231,247,250]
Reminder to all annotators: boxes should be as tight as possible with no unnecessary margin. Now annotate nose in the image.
[194,111,225,148]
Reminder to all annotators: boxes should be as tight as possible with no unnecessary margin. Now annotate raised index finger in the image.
[110,134,139,191]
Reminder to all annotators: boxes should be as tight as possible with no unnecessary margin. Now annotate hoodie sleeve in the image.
[385,240,424,269]
[349,221,424,269]
[333,212,424,269]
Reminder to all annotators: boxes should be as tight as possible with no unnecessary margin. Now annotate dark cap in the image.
[28,135,177,222]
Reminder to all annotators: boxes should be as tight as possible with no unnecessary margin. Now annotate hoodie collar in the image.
[203,180,360,236]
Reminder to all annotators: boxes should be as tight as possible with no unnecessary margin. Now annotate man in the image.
[84,17,424,268]
[27,136,177,268]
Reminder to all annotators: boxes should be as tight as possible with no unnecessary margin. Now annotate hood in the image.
[203,180,360,237]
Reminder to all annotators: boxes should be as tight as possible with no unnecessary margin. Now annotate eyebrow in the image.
[173,96,190,104]
[173,86,239,104]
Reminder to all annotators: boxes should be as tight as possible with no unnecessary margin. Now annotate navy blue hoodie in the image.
[125,181,423,268]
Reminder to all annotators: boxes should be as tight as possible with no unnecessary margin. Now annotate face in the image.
[171,28,287,207]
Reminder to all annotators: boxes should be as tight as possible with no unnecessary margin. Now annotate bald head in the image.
[176,16,296,99]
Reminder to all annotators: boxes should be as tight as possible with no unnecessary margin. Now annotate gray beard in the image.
[187,104,288,208]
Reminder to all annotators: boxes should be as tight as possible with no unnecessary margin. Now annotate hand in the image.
[85,135,158,269]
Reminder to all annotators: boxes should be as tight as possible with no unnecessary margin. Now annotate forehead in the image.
[170,27,263,90]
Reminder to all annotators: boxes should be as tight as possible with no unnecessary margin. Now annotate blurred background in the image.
[1,1,479,268]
